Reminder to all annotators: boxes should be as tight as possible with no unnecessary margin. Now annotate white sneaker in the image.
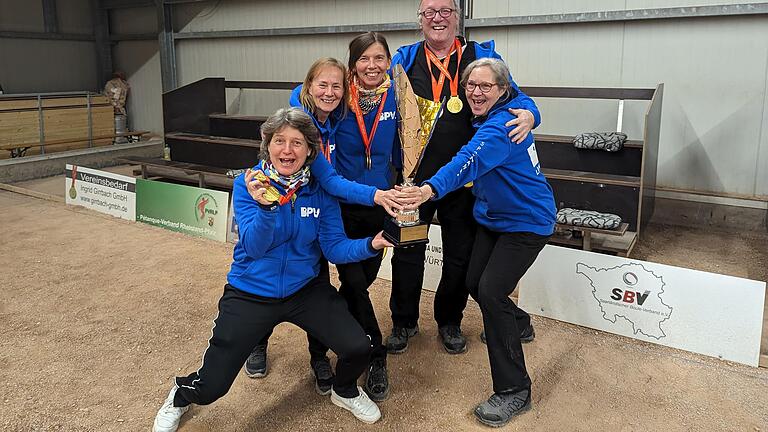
[153,385,190,432]
[330,386,381,424]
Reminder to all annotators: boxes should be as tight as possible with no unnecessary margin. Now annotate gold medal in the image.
[447,96,463,114]
[366,154,372,169]
[263,187,281,203]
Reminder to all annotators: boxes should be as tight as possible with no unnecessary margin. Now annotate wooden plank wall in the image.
[0,95,114,159]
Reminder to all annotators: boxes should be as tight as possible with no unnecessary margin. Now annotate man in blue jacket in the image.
[385,0,541,355]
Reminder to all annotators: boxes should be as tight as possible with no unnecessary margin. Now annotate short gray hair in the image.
[259,107,320,166]
[461,58,512,99]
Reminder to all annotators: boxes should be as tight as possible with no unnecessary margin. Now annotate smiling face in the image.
[465,66,505,116]
[354,42,391,90]
[268,125,310,176]
[419,0,458,51]
[309,65,344,121]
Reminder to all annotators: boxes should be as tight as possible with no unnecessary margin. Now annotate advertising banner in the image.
[65,164,136,221]
[519,245,766,366]
[135,179,229,242]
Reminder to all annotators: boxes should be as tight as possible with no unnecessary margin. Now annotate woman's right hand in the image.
[245,168,274,206]
[371,231,394,250]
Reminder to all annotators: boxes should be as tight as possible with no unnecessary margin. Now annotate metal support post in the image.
[157,1,178,92]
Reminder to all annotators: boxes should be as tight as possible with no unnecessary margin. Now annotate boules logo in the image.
[194,193,219,227]
[622,272,638,286]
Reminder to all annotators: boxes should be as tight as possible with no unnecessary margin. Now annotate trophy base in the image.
[382,217,429,247]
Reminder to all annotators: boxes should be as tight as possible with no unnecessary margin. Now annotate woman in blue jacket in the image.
[410,58,556,428]
[243,57,417,396]
[152,108,390,432]
[330,32,400,402]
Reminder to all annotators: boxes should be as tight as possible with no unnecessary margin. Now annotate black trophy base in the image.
[382,216,429,247]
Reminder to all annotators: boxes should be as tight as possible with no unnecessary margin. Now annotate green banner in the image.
[136,179,229,242]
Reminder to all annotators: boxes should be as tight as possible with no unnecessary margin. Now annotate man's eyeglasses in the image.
[418,8,455,19]
[465,81,497,93]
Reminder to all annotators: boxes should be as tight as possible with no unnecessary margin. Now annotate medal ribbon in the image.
[424,38,462,103]
[319,137,331,163]
[257,160,310,206]
[349,82,388,169]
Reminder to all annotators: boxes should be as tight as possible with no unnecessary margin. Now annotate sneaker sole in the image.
[443,344,468,354]
[331,395,381,424]
[244,368,267,379]
[473,400,531,428]
[314,380,332,396]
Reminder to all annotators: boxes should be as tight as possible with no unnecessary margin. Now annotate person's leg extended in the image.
[289,278,380,423]
[433,187,476,353]
[473,232,548,427]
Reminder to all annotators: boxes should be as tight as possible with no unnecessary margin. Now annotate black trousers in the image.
[390,186,476,328]
[257,260,330,361]
[174,278,371,407]
[465,225,549,394]
[336,204,387,361]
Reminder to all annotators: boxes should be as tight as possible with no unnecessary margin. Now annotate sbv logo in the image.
[300,207,320,218]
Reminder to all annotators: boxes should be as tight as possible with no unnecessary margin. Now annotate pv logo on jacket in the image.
[300,207,320,218]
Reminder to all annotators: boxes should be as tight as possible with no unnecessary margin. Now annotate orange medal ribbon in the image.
[319,137,331,163]
[350,83,388,169]
[424,38,462,104]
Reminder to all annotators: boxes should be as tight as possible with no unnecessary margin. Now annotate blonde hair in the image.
[299,57,349,118]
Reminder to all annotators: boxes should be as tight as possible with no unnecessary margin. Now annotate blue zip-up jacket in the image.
[391,39,541,128]
[335,83,400,191]
[288,86,377,206]
[425,96,556,236]
[227,172,377,298]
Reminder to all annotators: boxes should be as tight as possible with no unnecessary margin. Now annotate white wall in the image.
[116,0,768,199]
[110,6,163,134]
[0,0,97,93]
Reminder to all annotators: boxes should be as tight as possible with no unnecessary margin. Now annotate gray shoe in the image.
[310,356,334,395]
[480,325,535,345]
[438,325,467,354]
[474,389,532,427]
[385,325,418,354]
[244,343,268,378]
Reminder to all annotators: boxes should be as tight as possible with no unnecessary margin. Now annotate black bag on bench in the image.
[556,208,622,230]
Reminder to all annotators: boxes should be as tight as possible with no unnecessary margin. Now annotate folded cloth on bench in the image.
[573,132,627,152]
[556,208,622,230]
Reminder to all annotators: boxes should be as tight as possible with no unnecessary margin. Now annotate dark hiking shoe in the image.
[385,325,418,354]
[438,325,467,354]
[364,358,389,401]
[480,325,535,345]
[244,343,268,378]
[310,356,334,395]
[474,389,532,427]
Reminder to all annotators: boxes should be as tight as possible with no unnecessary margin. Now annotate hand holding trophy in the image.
[382,64,442,247]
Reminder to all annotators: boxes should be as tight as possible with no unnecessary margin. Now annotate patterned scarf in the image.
[350,74,391,114]
[258,159,311,205]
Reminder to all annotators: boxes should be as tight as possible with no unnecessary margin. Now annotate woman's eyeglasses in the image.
[418,8,455,19]
[465,81,497,93]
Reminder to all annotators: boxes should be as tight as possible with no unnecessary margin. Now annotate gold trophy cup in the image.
[382,64,442,247]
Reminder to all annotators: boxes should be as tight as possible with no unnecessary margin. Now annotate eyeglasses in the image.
[418,8,455,19]
[465,81,497,93]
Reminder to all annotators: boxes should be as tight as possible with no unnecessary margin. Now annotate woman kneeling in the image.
[152,107,391,432]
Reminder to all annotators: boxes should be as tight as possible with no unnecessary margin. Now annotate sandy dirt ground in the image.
[1,173,767,431]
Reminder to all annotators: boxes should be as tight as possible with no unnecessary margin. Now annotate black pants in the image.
[465,225,549,394]
[257,260,330,361]
[390,186,476,328]
[174,278,371,407]
[336,204,387,361]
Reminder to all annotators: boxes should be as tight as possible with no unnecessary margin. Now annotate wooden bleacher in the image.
[524,86,664,256]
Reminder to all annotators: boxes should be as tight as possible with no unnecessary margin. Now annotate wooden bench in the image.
[522,85,664,256]
[119,156,235,189]
[164,132,261,169]
[1,131,149,158]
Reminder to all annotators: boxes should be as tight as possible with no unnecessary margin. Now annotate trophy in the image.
[382,64,443,247]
